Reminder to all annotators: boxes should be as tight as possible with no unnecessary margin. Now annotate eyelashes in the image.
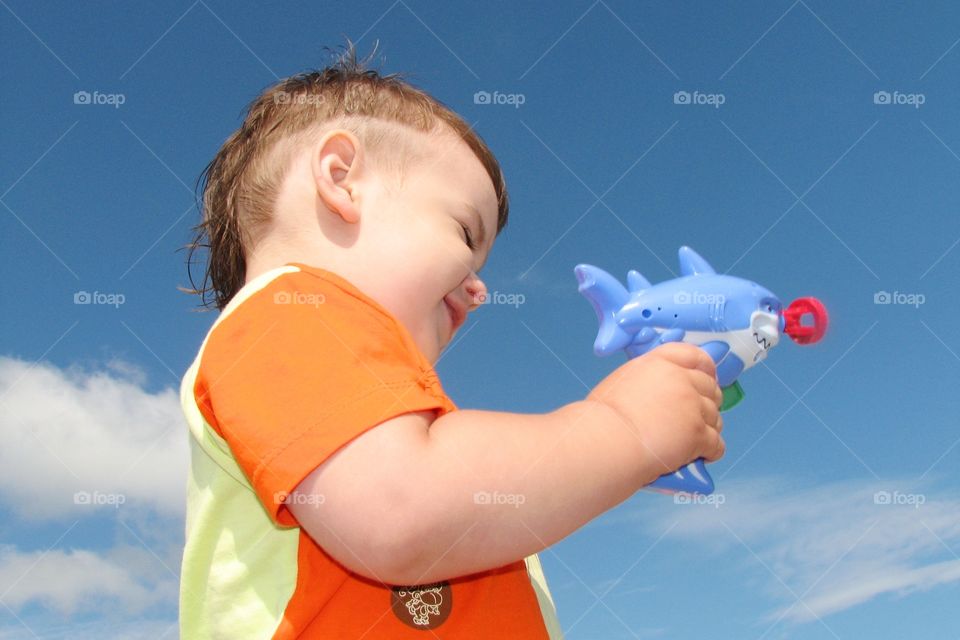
[460,223,476,250]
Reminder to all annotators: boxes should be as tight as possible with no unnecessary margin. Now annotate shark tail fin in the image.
[575,264,634,356]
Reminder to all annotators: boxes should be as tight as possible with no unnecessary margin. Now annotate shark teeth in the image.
[754,332,771,350]
[752,331,772,362]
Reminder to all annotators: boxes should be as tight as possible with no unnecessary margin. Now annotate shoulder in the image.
[199,264,431,380]
[213,264,401,341]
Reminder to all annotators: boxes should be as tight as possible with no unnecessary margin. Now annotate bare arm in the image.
[289,343,724,585]
[401,400,655,583]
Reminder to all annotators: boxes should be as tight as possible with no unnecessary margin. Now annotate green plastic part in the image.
[720,381,745,411]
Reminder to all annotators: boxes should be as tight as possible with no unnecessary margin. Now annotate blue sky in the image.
[2,1,959,638]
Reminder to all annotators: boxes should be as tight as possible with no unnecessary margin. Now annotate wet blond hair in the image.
[185,44,508,310]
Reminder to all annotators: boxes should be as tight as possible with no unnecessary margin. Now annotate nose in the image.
[465,273,488,311]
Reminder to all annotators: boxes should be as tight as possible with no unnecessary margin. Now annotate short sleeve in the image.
[194,266,456,527]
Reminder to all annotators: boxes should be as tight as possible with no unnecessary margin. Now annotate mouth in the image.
[752,331,771,362]
[749,311,781,362]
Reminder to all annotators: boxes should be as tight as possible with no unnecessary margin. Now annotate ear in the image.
[311,129,363,224]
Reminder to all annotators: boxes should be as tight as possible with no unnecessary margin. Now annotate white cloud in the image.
[0,544,176,616]
[0,617,178,640]
[0,356,187,634]
[0,356,188,521]
[794,557,960,621]
[613,477,960,626]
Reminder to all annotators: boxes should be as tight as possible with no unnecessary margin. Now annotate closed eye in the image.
[460,222,477,250]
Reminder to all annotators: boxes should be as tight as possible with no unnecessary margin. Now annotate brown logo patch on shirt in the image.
[391,581,452,630]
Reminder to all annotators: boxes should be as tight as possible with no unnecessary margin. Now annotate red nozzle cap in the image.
[783,297,828,345]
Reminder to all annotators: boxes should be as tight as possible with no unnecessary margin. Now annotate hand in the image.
[587,342,726,480]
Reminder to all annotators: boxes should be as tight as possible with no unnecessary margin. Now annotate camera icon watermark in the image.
[873,490,925,509]
[273,291,326,307]
[473,490,526,508]
[73,490,126,508]
[673,492,725,508]
[273,91,325,106]
[673,90,725,109]
[873,290,925,308]
[673,290,725,305]
[274,491,326,506]
[473,90,526,109]
[73,90,126,109]
[873,90,925,109]
[472,290,525,308]
[73,290,126,308]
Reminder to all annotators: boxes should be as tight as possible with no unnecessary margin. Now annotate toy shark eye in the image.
[641,309,652,318]
[760,298,781,314]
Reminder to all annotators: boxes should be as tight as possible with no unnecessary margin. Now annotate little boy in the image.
[180,47,725,639]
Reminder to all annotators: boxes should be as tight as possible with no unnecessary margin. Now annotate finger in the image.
[656,342,717,378]
[700,396,720,432]
[688,369,722,405]
[702,431,726,462]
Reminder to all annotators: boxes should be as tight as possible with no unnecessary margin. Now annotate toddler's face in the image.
[357,131,498,363]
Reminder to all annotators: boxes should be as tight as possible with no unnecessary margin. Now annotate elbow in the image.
[294,504,427,586]
[376,542,430,587]
[352,535,432,587]
[364,521,431,586]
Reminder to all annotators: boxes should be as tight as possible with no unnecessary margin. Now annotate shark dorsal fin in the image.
[626,269,651,292]
[678,246,717,276]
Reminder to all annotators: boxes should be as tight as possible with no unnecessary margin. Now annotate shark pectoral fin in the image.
[595,316,633,355]
[634,327,657,343]
[657,328,686,344]
[720,381,744,411]
[624,328,660,359]
[617,301,644,334]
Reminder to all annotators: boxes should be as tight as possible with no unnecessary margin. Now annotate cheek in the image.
[405,243,461,292]
[367,223,462,312]
[387,294,445,361]
[375,280,443,334]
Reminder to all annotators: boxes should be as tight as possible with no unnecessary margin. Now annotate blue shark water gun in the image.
[575,246,828,495]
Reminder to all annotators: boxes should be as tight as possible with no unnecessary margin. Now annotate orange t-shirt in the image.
[180,263,560,639]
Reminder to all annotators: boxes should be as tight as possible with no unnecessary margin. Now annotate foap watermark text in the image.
[874,290,925,308]
[873,90,925,108]
[473,90,525,108]
[74,291,125,308]
[673,90,725,108]
[73,90,126,108]
[474,490,525,508]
